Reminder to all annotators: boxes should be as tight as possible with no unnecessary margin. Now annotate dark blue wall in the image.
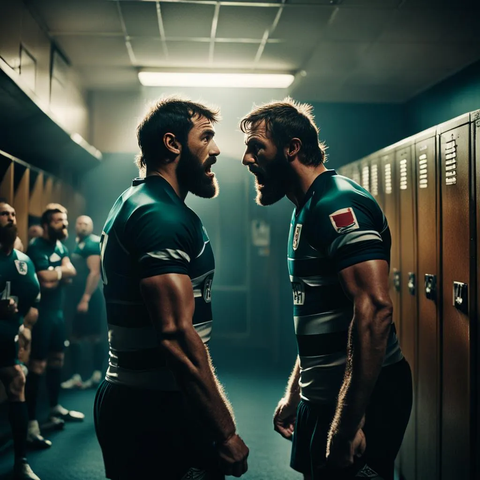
[405,60,480,137]
[310,102,407,169]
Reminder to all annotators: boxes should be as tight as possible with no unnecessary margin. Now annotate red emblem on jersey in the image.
[329,208,359,234]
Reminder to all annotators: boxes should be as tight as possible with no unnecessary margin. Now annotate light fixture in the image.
[138,72,295,89]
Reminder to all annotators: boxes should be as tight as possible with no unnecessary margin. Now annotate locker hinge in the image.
[453,281,468,313]
[408,272,416,296]
[424,274,437,301]
[393,270,401,292]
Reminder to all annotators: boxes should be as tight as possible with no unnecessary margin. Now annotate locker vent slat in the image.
[445,139,457,186]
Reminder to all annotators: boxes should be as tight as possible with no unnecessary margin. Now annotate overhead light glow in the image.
[138,72,295,89]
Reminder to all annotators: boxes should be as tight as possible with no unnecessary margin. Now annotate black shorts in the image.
[30,309,66,360]
[291,358,412,480]
[0,321,19,368]
[94,380,225,480]
[72,290,106,337]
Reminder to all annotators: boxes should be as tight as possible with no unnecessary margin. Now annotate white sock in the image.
[28,420,40,436]
[50,404,69,415]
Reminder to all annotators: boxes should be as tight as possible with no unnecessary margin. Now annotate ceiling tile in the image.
[120,1,159,37]
[216,6,279,39]
[130,38,167,67]
[54,36,131,67]
[305,42,371,75]
[324,8,394,41]
[29,0,122,34]
[161,3,215,39]
[271,5,334,43]
[165,41,210,68]
[213,43,259,68]
[260,43,310,71]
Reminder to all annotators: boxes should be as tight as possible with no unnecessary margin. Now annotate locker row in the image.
[338,110,480,480]
[0,150,85,248]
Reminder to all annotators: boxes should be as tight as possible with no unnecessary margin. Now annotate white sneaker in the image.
[60,374,83,389]
[82,370,102,389]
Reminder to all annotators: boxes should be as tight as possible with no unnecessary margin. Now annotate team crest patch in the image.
[329,207,359,234]
[14,260,28,275]
[293,224,303,251]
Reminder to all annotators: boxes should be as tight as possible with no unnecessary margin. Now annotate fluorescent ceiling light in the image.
[138,72,295,88]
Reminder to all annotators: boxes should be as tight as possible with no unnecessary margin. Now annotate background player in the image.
[0,199,41,479]
[62,215,105,390]
[25,204,84,449]
[95,97,249,479]
[240,99,412,480]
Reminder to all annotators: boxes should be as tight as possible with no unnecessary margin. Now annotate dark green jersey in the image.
[101,176,215,390]
[288,170,403,404]
[70,234,101,300]
[0,249,40,326]
[27,237,69,312]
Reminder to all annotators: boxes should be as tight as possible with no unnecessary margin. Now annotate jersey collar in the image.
[297,169,336,212]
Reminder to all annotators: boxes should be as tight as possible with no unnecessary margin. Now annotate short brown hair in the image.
[135,95,220,169]
[41,203,67,225]
[240,97,327,166]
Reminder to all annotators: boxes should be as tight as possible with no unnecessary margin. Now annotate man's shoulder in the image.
[11,250,37,279]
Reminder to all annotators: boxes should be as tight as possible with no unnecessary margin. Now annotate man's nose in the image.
[242,153,255,166]
[210,140,220,156]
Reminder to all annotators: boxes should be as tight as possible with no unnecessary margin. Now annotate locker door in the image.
[381,151,401,330]
[440,115,474,480]
[415,130,440,480]
[360,158,371,192]
[370,154,384,211]
[396,141,417,480]
[351,161,361,185]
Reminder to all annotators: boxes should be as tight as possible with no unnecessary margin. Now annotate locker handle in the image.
[453,282,468,313]
[408,272,416,296]
[424,274,436,301]
[393,270,401,292]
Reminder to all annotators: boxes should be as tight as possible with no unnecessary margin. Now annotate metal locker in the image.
[360,157,371,192]
[396,139,417,480]
[351,160,362,186]
[369,153,384,211]
[475,111,480,480]
[440,112,476,480]
[381,149,401,333]
[414,128,440,480]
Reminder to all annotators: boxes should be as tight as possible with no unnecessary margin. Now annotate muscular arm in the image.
[285,356,301,403]
[23,307,38,330]
[140,273,236,442]
[37,257,76,288]
[328,259,392,442]
[81,255,101,303]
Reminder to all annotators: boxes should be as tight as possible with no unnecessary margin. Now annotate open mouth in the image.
[205,158,216,177]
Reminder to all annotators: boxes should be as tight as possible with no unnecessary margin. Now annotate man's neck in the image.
[146,168,188,201]
[42,234,55,244]
[286,163,327,208]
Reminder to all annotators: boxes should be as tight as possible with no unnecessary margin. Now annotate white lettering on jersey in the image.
[14,260,28,275]
[203,277,213,303]
[293,224,303,251]
[292,281,305,306]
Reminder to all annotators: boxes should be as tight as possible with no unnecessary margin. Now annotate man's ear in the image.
[285,138,302,161]
[163,133,182,156]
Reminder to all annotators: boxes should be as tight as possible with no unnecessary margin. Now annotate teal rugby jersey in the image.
[101,175,215,391]
[70,234,101,300]
[0,250,40,326]
[27,238,69,312]
[288,169,403,404]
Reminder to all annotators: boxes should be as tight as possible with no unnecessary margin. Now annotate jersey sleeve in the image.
[84,238,101,257]
[26,243,50,272]
[18,257,41,316]
[126,205,196,279]
[309,194,388,272]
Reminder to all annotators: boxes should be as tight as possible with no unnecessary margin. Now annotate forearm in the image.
[59,263,76,279]
[285,356,301,402]
[81,272,101,301]
[162,327,236,442]
[330,307,392,439]
[23,308,38,329]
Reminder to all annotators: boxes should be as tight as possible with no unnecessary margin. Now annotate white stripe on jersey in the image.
[191,269,215,288]
[196,239,210,259]
[294,309,352,336]
[290,274,337,287]
[194,320,213,343]
[328,230,382,257]
[144,248,191,263]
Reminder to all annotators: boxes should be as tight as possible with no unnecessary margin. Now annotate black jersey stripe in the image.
[109,347,167,370]
[296,331,348,356]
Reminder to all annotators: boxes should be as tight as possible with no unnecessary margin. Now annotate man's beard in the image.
[0,224,18,248]
[48,225,67,241]
[177,145,219,199]
[255,152,292,206]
